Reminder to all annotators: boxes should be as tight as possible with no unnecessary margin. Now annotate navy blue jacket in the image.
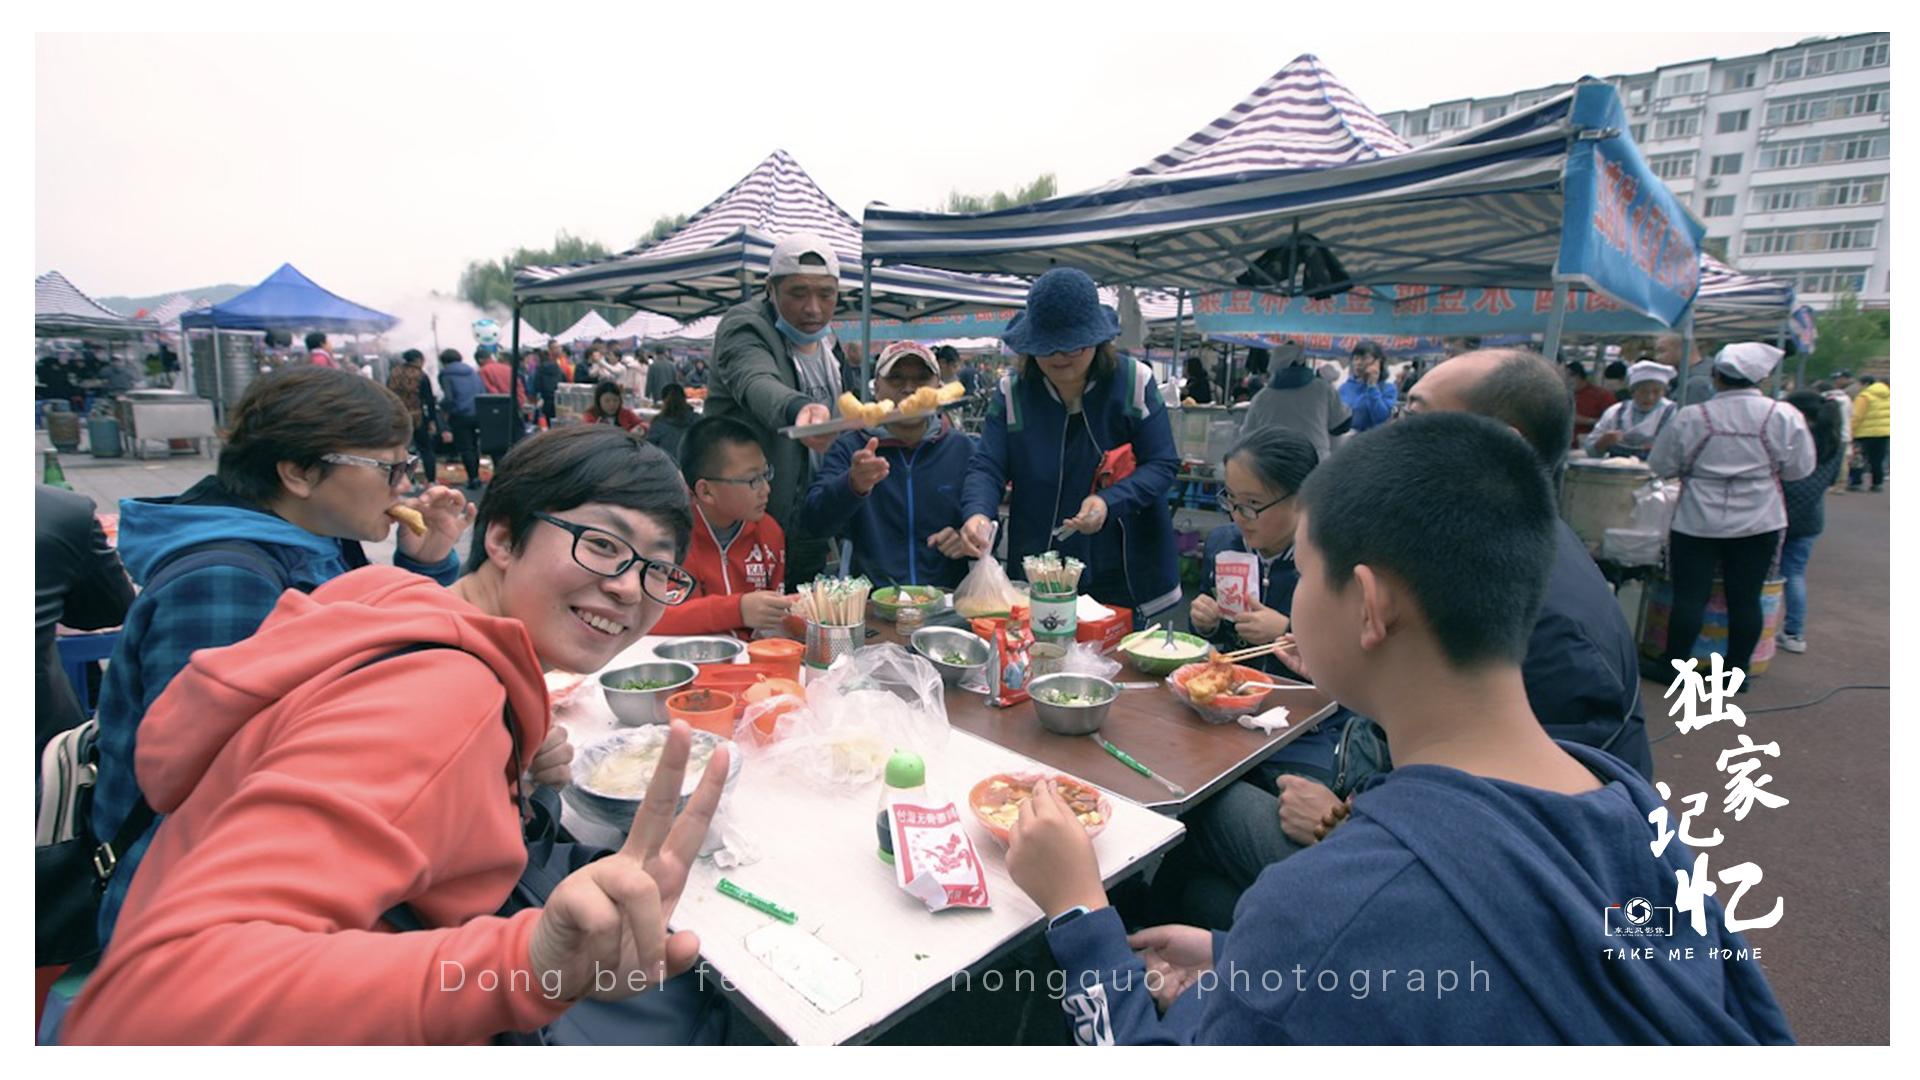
[1529,521,1650,779]
[962,358,1182,618]
[438,361,482,417]
[1046,742,1794,1044]
[801,420,975,589]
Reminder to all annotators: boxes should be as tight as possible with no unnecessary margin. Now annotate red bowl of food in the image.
[1168,660,1271,725]
[968,771,1112,844]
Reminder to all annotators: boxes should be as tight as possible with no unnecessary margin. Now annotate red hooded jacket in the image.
[63,566,569,1044]
[649,506,786,638]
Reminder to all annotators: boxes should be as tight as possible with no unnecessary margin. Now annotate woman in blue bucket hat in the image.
[959,268,1182,623]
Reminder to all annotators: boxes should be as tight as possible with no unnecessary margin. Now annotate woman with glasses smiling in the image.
[63,425,740,1045]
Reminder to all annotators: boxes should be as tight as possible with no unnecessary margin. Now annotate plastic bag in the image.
[954,551,1020,619]
[1061,642,1122,682]
[1629,478,1679,535]
[744,644,949,787]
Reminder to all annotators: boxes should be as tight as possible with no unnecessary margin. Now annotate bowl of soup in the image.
[1116,629,1212,676]
[565,725,741,835]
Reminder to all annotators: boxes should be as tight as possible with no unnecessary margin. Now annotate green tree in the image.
[1803,291,1890,381]
[638,212,690,248]
[943,173,1057,214]
[456,231,631,337]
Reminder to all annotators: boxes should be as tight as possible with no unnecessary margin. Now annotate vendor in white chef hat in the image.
[1648,342,1816,681]
[1582,360,1678,459]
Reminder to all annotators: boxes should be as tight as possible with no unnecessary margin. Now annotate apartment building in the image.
[1377,33,1890,309]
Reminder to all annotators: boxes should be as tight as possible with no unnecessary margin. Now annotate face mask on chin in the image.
[775,313,832,346]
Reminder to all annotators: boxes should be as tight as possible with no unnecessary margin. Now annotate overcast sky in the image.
[37,30,1832,309]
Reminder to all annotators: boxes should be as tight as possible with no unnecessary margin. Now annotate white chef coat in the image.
[1648,389,1816,538]
[1582,397,1676,458]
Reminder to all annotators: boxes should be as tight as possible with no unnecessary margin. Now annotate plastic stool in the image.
[56,630,120,717]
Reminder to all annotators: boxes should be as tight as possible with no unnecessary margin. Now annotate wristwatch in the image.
[1048,905,1092,931]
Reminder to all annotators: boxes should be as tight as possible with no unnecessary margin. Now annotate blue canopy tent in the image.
[864,77,1705,396]
[177,262,397,409]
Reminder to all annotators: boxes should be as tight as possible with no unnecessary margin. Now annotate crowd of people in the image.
[35,231,1857,1046]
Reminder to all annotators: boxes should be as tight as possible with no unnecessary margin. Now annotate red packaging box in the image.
[1076,604,1133,654]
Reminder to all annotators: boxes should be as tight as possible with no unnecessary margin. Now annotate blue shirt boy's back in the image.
[1046,742,1793,1045]
[799,420,975,589]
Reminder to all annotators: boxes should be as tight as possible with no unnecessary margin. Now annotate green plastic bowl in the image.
[870,585,945,622]
[1117,629,1213,676]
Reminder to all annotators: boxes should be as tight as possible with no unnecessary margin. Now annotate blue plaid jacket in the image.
[91,478,459,944]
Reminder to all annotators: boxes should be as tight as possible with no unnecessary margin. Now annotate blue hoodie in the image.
[961,357,1182,618]
[438,360,482,417]
[800,419,975,589]
[90,477,460,944]
[1045,742,1793,1045]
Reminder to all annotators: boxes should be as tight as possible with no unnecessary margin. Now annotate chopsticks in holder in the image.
[1021,551,1084,597]
[799,575,872,626]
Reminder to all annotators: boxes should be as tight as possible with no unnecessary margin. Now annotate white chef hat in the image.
[1626,360,1676,388]
[1713,342,1784,383]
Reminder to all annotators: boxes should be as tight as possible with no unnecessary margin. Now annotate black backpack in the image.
[35,540,293,968]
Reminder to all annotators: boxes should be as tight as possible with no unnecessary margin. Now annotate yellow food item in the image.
[386,505,428,537]
[836,392,897,427]
[937,381,968,403]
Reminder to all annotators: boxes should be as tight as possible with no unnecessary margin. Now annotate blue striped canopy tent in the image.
[514,150,1029,331]
[865,78,1705,366]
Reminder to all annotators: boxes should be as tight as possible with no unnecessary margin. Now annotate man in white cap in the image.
[1648,343,1815,683]
[1582,360,1677,459]
[704,232,846,583]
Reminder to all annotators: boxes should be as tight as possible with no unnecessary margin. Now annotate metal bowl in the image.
[564,726,741,836]
[598,660,699,726]
[1028,673,1118,736]
[910,626,991,685]
[652,636,747,665]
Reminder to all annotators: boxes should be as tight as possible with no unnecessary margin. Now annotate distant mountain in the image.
[98,284,250,316]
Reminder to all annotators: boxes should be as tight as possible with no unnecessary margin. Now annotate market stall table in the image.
[561,635,1187,1046]
[870,620,1340,812]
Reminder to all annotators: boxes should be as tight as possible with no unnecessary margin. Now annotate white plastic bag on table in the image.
[745,644,950,787]
[953,550,1020,620]
[1061,642,1122,682]
[1628,478,1679,535]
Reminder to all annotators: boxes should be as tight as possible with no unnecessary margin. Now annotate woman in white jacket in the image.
[1648,343,1815,681]
[1583,360,1677,460]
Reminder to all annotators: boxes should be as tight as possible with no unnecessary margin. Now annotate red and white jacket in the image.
[650,506,786,638]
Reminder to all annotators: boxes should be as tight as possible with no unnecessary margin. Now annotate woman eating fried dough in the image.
[82,366,483,957]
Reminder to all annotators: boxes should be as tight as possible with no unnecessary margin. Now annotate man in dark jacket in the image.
[644,348,681,402]
[1406,347,1651,778]
[35,485,135,758]
[801,342,975,588]
[703,232,843,583]
[436,348,484,490]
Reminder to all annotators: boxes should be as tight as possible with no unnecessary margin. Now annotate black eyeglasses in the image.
[321,452,418,486]
[700,467,775,491]
[533,512,696,605]
[1216,490,1294,522]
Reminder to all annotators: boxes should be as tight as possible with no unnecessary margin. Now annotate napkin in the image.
[1238,706,1291,734]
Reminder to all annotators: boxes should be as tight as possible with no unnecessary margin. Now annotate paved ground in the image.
[40,438,1890,1044]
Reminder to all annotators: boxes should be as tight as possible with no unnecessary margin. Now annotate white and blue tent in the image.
[514,150,1029,330]
[865,75,1706,361]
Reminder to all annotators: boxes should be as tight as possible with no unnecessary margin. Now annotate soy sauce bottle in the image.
[876,750,927,865]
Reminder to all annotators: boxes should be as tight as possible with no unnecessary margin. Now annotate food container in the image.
[653,636,747,666]
[747,637,804,681]
[598,661,700,726]
[565,726,741,848]
[1029,590,1078,643]
[1116,630,1212,676]
[910,626,991,686]
[664,689,737,736]
[1168,661,1273,725]
[869,585,944,623]
[1027,641,1068,679]
[968,771,1112,845]
[804,622,863,671]
[1027,673,1117,736]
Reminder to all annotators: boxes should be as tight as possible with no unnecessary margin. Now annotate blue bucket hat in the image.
[1002,268,1120,356]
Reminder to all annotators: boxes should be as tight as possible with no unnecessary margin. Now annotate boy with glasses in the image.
[800,342,977,590]
[651,416,796,638]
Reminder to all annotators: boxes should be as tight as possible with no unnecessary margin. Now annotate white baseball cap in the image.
[768,232,841,284]
[875,341,937,379]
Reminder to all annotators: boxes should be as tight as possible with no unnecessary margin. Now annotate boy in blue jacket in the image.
[801,342,976,588]
[1005,412,1792,1045]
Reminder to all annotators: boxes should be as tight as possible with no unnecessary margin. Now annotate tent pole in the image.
[859,259,875,401]
[1676,313,1697,408]
[1172,289,1187,372]
[211,329,225,425]
[1541,282,1571,364]
[1781,320,1797,397]
[511,301,524,439]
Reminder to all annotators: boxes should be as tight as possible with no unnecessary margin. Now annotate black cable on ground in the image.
[1648,683,1890,744]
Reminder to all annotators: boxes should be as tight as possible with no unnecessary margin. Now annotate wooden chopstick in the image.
[1221,642,1281,663]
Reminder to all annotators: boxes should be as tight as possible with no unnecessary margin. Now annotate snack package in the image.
[1215,551,1259,616]
[989,620,1034,708]
[888,800,991,912]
